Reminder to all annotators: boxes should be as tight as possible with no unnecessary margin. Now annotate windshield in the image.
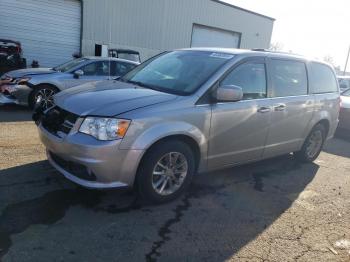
[121,51,234,95]
[53,58,87,72]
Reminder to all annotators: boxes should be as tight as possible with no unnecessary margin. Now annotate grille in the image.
[41,107,78,137]
[50,152,97,181]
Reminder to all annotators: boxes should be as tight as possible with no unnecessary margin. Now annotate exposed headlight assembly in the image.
[17,77,31,85]
[79,117,131,141]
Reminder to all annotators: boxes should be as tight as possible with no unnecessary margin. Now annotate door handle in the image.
[257,106,271,113]
[274,103,286,111]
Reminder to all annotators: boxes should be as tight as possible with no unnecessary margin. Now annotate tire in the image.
[29,85,58,110]
[294,123,326,163]
[136,140,195,204]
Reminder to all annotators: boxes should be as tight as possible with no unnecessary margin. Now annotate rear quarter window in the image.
[309,62,338,93]
[270,59,308,97]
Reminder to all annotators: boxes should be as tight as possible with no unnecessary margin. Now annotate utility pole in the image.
[344,45,350,76]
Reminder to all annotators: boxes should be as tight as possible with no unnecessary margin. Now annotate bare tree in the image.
[269,42,284,51]
[323,55,335,66]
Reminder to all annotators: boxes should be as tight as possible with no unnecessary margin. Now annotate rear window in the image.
[270,59,308,97]
[310,63,338,93]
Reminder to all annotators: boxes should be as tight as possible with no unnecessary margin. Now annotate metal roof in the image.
[211,0,275,21]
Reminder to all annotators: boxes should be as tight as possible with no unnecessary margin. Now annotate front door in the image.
[208,58,272,169]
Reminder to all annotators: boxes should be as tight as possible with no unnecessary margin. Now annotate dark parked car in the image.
[0,39,26,75]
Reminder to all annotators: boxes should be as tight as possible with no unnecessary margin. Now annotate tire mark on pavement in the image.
[145,194,192,262]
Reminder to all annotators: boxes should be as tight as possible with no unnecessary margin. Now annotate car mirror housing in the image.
[74,69,84,79]
[214,85,243,102]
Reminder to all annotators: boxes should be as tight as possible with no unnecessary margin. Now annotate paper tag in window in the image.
[210,53,234,59]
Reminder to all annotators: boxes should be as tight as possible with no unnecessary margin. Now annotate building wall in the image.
[81,0,274,60]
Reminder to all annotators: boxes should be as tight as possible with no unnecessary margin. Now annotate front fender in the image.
[120,121,209,171]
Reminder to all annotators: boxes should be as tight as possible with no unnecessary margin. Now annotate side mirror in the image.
[74,69,84,79]
[214,85,243,102]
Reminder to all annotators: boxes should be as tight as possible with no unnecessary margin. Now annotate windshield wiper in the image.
[125,80,160,91]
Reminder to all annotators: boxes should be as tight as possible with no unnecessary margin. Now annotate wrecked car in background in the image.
[0,57,139,109]
[0,39,26,75]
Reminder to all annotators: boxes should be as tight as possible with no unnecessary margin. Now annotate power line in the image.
[343,45,350,76]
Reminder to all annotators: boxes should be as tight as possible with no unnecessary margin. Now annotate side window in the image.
[111,62,136,76]
[310,62,338,93]
[270,59,308,97]
[221,62,267,100]
[80,61,110,76]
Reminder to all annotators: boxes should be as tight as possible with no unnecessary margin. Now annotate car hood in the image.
[5,68,56,78]
[54,80,178,116]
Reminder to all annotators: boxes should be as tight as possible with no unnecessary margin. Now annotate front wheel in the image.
[294,123,326,162]
[29,85,58,110]
[136,140,195,204]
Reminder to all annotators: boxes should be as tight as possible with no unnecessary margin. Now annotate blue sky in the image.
[226,0,350,70]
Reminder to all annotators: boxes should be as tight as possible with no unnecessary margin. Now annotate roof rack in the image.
[251,48,302,57]
[251,48,269,52]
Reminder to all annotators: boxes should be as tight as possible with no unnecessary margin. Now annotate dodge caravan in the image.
[34,48,340,203]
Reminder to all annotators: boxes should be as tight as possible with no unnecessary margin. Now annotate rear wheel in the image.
[136,140,195,204]
[294,123,326,162]
[29,85,58,110]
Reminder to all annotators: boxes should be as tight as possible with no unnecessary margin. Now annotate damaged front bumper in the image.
[0,84,31,106]
[0,92,19,104]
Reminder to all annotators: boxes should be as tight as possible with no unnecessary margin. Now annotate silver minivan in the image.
[35,48,340,203]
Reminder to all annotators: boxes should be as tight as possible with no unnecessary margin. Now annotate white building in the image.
[0,0,274,66]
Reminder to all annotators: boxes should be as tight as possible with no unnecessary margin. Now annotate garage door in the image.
[0,0,81,67]
[191,24,241,49]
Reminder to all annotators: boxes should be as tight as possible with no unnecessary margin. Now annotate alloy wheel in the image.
[305,130,323,159]
[35,88,55,110]
[151,152,188,196]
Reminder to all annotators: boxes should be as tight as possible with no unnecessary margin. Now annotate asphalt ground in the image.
[0,105,349,262]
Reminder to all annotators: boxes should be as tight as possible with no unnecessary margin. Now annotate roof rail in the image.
[251,48,303,57]
[251,48,269,52]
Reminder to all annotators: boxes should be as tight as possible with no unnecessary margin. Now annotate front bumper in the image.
[38,124,144,189]
[0,84,31,105]
[0,92,19,105]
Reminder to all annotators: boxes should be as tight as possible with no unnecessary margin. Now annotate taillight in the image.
[340,97,343,108]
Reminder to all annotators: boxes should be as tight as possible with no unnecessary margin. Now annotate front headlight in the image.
[79,117,131,141]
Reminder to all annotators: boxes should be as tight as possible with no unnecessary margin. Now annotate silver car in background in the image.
[337,75,350,91]
[35,48,340,203]
[0,57,139,109]
[338,88,350,132]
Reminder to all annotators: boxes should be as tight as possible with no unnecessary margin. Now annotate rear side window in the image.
[309,63,338,93]
[270,59,308,97]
